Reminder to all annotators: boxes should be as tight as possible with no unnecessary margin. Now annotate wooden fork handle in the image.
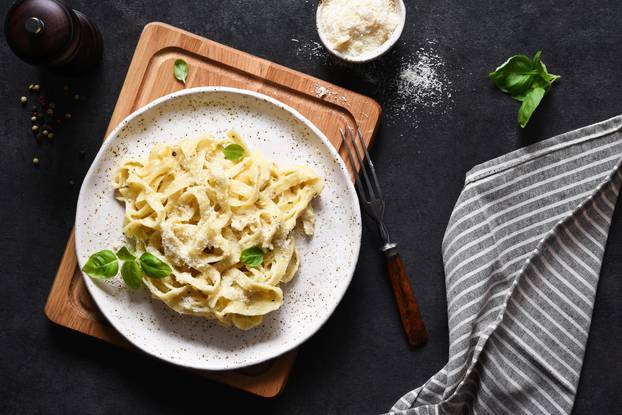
[385,250,428,347]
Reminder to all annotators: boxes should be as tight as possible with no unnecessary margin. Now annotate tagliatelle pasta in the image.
[112,131,323,329]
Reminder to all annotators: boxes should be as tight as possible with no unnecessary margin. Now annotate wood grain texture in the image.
[44,22,381,398]
[385,252,428,347]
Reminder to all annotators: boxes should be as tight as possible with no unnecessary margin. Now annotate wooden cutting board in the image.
[45,22,381,398]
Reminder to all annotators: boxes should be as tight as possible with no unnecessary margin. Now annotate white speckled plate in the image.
[75,87,361,371]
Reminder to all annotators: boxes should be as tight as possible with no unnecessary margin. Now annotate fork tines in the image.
[339,127,383,203]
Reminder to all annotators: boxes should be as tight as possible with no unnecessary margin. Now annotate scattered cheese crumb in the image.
[314,85,329,98]
[397,55,446,107]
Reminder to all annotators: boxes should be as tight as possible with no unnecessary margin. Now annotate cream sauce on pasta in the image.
[113,131,324,329]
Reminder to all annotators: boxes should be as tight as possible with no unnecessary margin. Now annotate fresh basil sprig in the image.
[222,143,245,161]
[121,260,144,289]
[116,246,135,261]
[489,51,560,128]
[82,250,119,279]
[83,247,172,288]
[139,253,173,279]
[240,247,264,268]
[173,59,189,84]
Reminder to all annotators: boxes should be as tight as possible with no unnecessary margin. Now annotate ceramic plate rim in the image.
[75,86,362,371]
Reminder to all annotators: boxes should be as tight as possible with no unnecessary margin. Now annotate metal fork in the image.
[340,127,427,347]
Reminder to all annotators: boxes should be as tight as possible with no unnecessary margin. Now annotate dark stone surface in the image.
[1,0,621,413]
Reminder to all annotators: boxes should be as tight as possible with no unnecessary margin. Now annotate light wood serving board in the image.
[45,22,381,398]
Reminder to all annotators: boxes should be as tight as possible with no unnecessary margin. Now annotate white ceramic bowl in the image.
[316,0,406,63]
[75,87,362,371]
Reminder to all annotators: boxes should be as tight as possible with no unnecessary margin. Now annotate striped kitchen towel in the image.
[389,115,622,414]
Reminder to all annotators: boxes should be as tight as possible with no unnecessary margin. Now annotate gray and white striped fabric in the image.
[390,115,622,414]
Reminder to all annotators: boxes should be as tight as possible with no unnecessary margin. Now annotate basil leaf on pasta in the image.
[121,260,144,289]
[82,250,118,279]
[140,252,172,279]
[240,247,264,268]
[116,246,135,261]
[222,144,245,161]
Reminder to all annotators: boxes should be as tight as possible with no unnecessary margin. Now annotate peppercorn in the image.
[73,94,80,101]
[31,116,37,122]
[48,133,54,139]
[64,113,72,120]
[42,130,48,136]
[20,96,28,104]
[32,125,39,133]
[32,157,39,165]
[33,84,40,92]
[46,108,54,115]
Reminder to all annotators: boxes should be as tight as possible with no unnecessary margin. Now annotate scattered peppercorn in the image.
[64,113,72,120]
[42,130,48,136]
[172,151,177,156]
[28,84,34,91]
[73,94,80,101]
[48,133,54,139]
[32,125,39,133]
[32,157,39,165]
[20,96,28,104]
[33,84,40,92]
[31,116,37,122]
[46,108,54,115]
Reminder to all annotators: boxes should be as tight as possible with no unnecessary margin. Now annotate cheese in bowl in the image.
[317,0,405,62]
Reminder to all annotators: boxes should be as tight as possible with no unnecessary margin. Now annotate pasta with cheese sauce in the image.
[113,131,324,329]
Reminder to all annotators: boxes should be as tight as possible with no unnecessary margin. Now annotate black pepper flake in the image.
[172,151,177,156]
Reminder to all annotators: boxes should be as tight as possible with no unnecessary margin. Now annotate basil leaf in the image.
[173,59,188,84]
[489,54,538,97]
[489,51,559,128]
[116,246,135,261]
[121,260,144,289]
[518,87,545,128]
[82,250,118,279]
[139,252,172,279]
[222,144,245,161]
[240,247,264,268]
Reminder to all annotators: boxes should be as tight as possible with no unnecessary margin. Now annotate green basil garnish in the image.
[121,260,144,289]
[489,50,560,128]
[240,247,264,268]
[173,59,188,84]
[116,246,135,261]
[139,252,172,279]
[222,144,245,161]
[82,250,119,279]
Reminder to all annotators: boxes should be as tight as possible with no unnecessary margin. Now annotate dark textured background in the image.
[1,1,621,414]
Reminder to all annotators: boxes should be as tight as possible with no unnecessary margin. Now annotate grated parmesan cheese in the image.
[318,0,400,58]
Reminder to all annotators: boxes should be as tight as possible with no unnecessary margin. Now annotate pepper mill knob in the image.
[24,16,45,34]
[4,0,103,75]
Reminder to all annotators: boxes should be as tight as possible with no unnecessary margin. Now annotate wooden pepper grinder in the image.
[4,0,103,74]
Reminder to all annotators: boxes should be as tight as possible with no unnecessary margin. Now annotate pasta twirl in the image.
[113,131,324,329]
